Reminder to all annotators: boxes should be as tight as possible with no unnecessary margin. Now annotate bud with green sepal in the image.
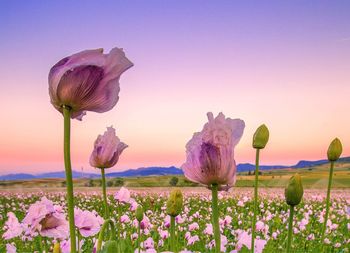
[285,173,304,206]
[136,205,144,222]
[252,124,269,149]
[327,138,342,161]
[53,242,61,253]
[166,189,183,217]
[167,189,183,253]
[285,173,304,253]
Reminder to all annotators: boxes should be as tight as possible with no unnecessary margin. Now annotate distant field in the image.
[1,161,350,189]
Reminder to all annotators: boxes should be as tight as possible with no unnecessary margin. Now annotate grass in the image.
[1,162,350,189]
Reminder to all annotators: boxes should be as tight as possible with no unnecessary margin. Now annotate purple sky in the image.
[1,1,349,174]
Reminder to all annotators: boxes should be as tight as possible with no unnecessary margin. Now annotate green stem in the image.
[321,161,334,244]
[100,168,110,218]
[77,232,81,253]
[211,183,220,253]
[138,223,141,253]
[251,148,260,253]
[97,219,116,251]
[170,216,176,252]
[63,106,77,253]
[38,235,43,252]
[287,205,295,253]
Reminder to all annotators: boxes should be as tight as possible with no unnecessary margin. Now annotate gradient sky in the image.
[0,1,349,175]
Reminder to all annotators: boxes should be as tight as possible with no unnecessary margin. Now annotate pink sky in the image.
[0,1,349,174]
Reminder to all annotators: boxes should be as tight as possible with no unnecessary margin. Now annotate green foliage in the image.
[169,176,179,186]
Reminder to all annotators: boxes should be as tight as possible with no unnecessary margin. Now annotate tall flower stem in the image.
[251,149,260,253]
[211,183,220,253]
[170,216,176,252]
[321,161,334,242]
[137,222,141,253]
[63,106,77,253]
[286,205,295,253]
[251,149,260,252]
[100,168,110,218]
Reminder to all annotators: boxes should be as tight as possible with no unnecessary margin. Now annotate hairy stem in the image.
[287,205,295,253]
[63,106,77,253]
[251,149,260,252]
[211,183,220,253]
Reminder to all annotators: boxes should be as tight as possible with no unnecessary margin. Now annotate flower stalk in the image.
[97,219,116,252]
[170,216,176,252]
[286,205,294,253]
[251,148,260,252]
[211,183,220,253]
[321,138,342,243]
[100,168,110,218]
[63,106,77,253]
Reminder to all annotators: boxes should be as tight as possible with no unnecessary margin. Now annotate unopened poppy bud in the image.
[252,124,269,149]
[285,173,304,206]
[53,242,61,253]
[327,138,342,162]
[101,240,118,253]
[136,206,144,222]
[166,189,183,217]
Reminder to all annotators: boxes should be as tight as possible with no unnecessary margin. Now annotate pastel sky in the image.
[0,1,349,175]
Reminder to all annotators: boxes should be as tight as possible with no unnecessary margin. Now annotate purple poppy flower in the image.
[181,112,245,190]
[89,127,128,169]
[49,47,133,120]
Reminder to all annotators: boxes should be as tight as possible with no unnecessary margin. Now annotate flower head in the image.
[2,212,23,240]
[22,197,68,239]
[115,187,131,203]
[181,112,245,190]
[49,47,133,120]
[90,127,128,169]
[74,208,103,237]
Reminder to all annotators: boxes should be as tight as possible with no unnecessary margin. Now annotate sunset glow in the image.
[1,1,349,174]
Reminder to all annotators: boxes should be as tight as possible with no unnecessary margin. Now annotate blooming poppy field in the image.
[1,188,350,253]
[1,35,349,253]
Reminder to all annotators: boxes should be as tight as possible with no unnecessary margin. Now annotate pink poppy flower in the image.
[181,112,245,190]
[22,197,68,239]
[115,187,131,203]
[3,212,23,240]
[74,208,103,237]
[6,243,16,253]
[90,127,128,168]
[49,47,133,120]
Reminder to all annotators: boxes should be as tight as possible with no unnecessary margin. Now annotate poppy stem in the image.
[170,215,176,252]
[251,148,260,252]
[321,161,334,244]
[138,222,141,253]
[63,106,77,253]
[100,168,110,218]
[211,183,220,253]
[286,205,294,253]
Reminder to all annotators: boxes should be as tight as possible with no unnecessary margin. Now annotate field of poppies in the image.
[1,187,349,253]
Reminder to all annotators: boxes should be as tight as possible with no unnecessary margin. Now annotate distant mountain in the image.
[237,163,288,172]
[1,157,349,181]
[106,166,183,178]
[0,173,36,181]
[0,166,182,181]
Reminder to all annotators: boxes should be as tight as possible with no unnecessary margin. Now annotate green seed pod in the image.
[166,189,183,217]
[101,240,118,253]
[285,173,304,206]
[135,205,144,222]
[252,124,270,149]
[327,138,342,162]
[53,242,61,253]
